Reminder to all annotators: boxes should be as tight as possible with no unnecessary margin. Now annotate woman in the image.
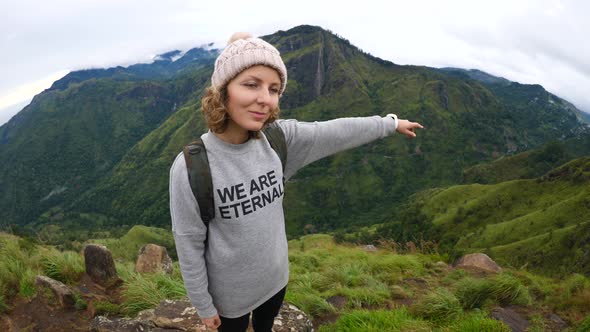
[169,32,423,331]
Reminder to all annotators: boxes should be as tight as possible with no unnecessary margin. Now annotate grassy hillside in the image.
[1,231,589,330]
[335,155,590,277]
[462,135,590,184]
[360,156,590,277]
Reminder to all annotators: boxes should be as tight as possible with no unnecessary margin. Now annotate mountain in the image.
[0,47,218,228]
[1,25,588,246]
[347,154,590,276]
[462,134,590,184]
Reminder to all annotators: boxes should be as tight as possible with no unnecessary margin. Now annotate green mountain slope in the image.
[411,156,590,275]
[462,134,590,184]
[1,25,588,245]
[0,50,216,228]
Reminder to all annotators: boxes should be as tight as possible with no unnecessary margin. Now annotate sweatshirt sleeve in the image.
[277,115,397,180]
[169,152,218,318]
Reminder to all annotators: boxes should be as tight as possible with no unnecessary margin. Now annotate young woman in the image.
[169,32,423,332]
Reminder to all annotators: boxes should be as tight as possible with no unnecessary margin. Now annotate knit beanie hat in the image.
[211,32,288,96]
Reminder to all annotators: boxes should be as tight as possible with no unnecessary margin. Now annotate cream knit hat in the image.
[211,32,287,96]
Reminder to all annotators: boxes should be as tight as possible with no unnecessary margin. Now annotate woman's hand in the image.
[202,314,221,330]
[397,119,424,138]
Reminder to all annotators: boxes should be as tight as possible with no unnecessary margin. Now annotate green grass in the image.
[410,288,462,324]
[40,250,85,285]
[454,277,493,309]
[446,311,511,331]
[488,273,532,306]
[121,271,186,316]
[318,307,431,332]
[578,315,590,332]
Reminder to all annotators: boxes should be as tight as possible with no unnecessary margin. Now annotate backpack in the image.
[182,122,287,224]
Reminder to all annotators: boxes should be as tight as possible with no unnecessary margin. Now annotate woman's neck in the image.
[213,124,250,144]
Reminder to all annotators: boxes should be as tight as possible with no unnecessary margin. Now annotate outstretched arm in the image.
[276,115,423,180]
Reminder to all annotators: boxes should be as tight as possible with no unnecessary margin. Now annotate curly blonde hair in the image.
[201,85,280,139]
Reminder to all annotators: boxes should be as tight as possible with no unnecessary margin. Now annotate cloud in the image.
[1,0,588,119]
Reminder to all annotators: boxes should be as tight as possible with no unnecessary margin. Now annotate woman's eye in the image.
[245,83,257,88]
[270,88,279,94]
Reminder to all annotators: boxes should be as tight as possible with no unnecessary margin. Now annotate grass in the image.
[578,315,590,332]
[317,307,431,332]
[1,231,590,330]
[40,250,85,285]
[121,271,186,316]
[454,277,492,309]
[446,311,511,332]
[410,288,462,324]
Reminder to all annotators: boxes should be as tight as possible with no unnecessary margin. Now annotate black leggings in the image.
[218,286,287,332]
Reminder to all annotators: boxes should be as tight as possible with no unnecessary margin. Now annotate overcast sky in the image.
[1,0,588,126]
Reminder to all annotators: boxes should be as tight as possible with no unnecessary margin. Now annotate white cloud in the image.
[0,70,69,109]
[0,0,588,121]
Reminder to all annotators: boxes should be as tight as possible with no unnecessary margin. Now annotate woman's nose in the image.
[256,89,271,104]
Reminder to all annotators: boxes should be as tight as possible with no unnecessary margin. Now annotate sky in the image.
[1,0,589,126]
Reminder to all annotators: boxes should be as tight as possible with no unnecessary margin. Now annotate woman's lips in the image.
[249,111,267,120]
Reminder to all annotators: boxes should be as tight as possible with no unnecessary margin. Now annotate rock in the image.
[90,316,154,332]
[135,244,173,275]
[84,244,120,287]
[364,245,377,252]
[93,298,313,332]
[35,275,75,309]
[490,307,529,332]
[548,313,568,330]
[272,303,314,332]
[454,253,502,273]
[137,298,204,331]
[326,295,347,309]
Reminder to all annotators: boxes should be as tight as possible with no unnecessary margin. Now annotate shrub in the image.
[489,273,531,306]
[411,288,462,323]
[454,277,492,309]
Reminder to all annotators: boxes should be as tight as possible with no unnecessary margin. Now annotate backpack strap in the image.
[183,139,215,223]
[183,122,287,224]
[262,122,287,174]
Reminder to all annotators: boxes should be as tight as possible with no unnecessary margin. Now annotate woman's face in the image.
[225,65,281,133]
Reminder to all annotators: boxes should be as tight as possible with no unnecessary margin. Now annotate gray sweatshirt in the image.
[169,115,397,318]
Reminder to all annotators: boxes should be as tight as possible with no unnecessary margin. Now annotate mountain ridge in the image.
[0,25,588,269]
